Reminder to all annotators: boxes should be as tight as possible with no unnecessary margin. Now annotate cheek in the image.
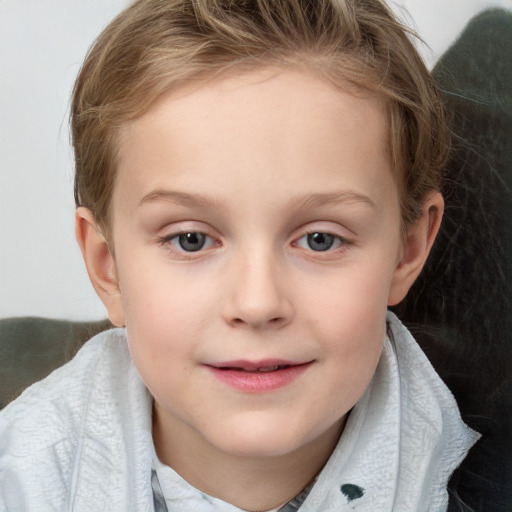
[301,263,392,334]
[117,260,224,366]
[298,264,391,387]
[320,313,385,418]
[113,263,191,370]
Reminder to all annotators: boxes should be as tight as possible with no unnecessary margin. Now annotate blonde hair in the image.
[72,0,448,234]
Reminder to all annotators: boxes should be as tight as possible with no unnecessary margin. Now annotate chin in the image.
[206,415,326,459]
[218,435,304,459]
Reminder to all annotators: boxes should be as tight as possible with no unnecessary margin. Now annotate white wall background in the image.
[1,0,511,321]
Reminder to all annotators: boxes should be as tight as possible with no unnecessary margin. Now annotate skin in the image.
[76,68,443,511]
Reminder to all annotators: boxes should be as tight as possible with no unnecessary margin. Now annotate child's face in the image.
[99,69,409,460]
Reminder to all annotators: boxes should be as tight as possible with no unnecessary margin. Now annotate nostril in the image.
[223,291,294,329]
[229,315,286,329]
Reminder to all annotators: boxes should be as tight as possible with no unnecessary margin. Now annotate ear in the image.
[387,191,444,306]
[75,207,125,326]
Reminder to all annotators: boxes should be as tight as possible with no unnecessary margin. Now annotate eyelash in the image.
[158,229,350,258]
[158,231,217,255]
[293,231,349,253]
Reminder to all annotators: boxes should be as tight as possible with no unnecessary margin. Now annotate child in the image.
[0,1,480,510]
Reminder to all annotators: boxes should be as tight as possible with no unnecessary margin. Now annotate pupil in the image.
[179,232,205,252]
[307,232,334,251]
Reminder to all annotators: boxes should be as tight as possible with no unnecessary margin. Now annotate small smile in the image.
[226,364,291,373]
[205,360,314,392]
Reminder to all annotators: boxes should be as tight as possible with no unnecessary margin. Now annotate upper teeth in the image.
[257,365,280,372]
[221,365,288,372]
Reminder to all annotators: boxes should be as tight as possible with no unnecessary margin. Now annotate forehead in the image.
[113,68,395,217]
[120,67,387,142]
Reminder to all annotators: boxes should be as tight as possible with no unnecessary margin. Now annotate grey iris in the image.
[179,232,206,251]
[307,232,335,251]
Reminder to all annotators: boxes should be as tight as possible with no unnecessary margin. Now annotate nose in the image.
[222,250,294,330]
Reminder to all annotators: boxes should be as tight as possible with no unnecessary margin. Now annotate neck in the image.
[153,408,345,512]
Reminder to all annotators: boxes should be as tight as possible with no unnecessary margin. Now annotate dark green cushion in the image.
[0,317,111,409]
[394,9,512,512]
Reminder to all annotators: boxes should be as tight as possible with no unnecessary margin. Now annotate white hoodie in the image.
[0,313,479,512]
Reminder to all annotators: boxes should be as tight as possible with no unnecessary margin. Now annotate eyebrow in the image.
[139,189,377,211]
[139,189,225,210]
[287,191,377,211]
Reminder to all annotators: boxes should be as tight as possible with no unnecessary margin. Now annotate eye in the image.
[295,232,345,252]
[168,232,215,252]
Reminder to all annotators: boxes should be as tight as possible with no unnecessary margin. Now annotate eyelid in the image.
[292,220,352,241]
[294,231,347,249]
[290,222,354,259]
[157,224,221,258]
[170,232,217,252]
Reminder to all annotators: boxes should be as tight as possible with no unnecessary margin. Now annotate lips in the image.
[218,364,290,373]
[205,359,313,392]
[211,359,297,371]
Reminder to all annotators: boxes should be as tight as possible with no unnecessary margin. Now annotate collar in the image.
[150,312,480,511]
[296,312,480,511]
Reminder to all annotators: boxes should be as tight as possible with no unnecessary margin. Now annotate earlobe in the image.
[387,191,444,306]
[75,207,125,326]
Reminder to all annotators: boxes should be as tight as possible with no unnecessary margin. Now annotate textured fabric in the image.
[393,9,512,511]
[0,316,112,409]
[1,312,475,510]
[149,313,480,512]
[151,452,314,512]
[0,329,155,512]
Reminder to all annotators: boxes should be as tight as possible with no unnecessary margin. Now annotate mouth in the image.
[242,365,289,373]
[208,360,309,373]
[205,360,313,392]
